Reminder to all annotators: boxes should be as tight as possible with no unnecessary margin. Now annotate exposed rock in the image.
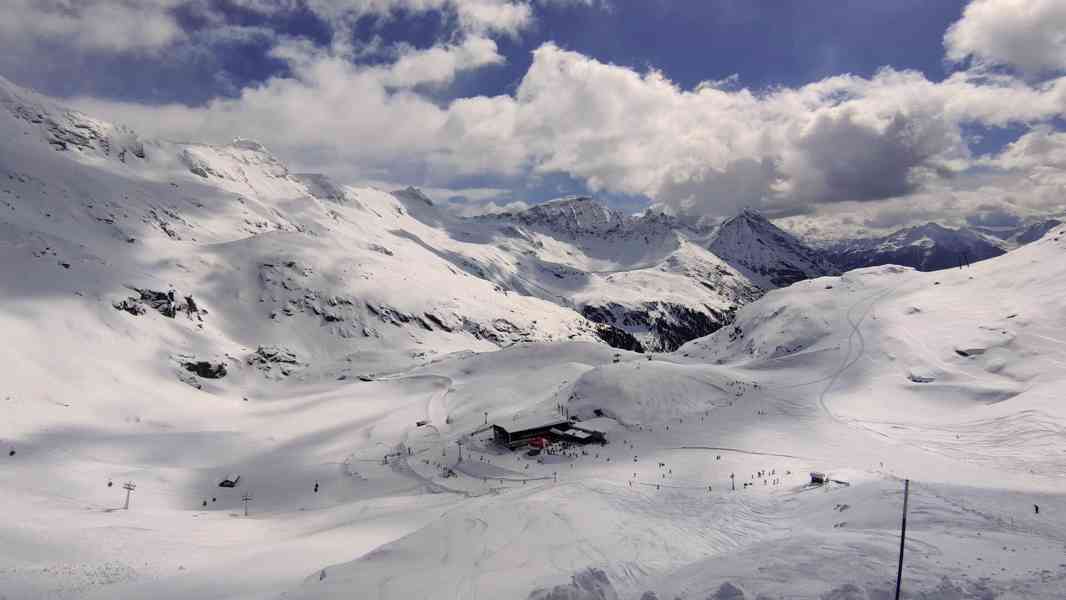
[182,360,227,379]
[112,298,146,316]
[582,302,732,352]
[113,287,204,320]
[593,324,644,353]
[247,345,305,378]
[708,582,747,600]
[528,568,619,600]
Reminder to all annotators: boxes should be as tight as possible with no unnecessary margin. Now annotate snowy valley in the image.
[2,76,1066,600]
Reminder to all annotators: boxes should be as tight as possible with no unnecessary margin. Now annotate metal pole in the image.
[122,481,136,510]
[894,479,910,600]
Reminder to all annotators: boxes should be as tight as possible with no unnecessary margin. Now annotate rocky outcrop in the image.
[113,287,204,321]
[582,302,733,352]
[173,354,228,388]
[182,360,227,379]
[593,324,645,353]
[528,568,619,600]
[0,77,145,161]
[247,345,305,378]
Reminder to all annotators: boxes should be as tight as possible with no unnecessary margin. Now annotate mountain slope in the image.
[0,76,621,379]
[288,221,1066,600]
[4,75,1065,600]
[706,208,839,287]
[822,222,1007,272]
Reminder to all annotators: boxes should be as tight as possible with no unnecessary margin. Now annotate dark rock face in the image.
[1015,219,1062,244]
[593,324,645,353]
[182,361,227,379]
[528,568,619,600]
[708,582,747,600]
[582,302,732,353]
[113,287,204,320]
[247,345,304,378]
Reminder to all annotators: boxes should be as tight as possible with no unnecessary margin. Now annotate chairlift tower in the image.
[122,481,136,509]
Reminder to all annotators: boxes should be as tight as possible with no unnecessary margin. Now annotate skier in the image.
[1034,504,1040,515]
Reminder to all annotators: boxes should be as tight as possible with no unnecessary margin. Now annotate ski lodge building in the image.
[492,417,606,449]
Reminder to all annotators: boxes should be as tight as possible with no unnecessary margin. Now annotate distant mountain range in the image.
[817,219,1061,273]
[2,73,1061,365]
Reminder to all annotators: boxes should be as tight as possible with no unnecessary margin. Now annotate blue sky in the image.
[1,0,1064,235]
[9,1,971,106]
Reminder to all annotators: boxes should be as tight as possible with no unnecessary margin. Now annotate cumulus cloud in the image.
[74,39,1066,222]
[238,0,535,37]
[384,36,504,87]
[502,46,1063,217]
[20,0,1060,231]
[0,0,187,53]
[0,0,539,60]
[945,0,1066,76]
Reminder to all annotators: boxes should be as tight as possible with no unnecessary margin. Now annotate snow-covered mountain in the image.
[0,75,836,374]
[821,222,1007,272]
[5,73,1066,600]
[705,208,840,287]
[971,218,1064,247]
[473,199,769,352]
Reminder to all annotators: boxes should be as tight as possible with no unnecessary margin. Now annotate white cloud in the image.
[945,0,1066,75]
[73,40,1066,223]
[503,46,1065,217]
[0,1,540,60]
[0,0,187,53]
[384,36,504,87]
[29,1,1059,228]
[286,0,535,36]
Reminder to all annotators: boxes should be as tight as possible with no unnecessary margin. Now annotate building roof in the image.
[496,415,569,434]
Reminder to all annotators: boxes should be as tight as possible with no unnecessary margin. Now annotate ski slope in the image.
[2,76,1065,599]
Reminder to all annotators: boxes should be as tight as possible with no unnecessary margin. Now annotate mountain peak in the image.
[709,208,837,288]
[509,196,629,235]
[824,221,1006,272]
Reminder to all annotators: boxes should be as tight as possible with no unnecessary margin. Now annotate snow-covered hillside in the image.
[475,198,773,351]
[287,226,1066,599]
[706,208,839,287]
[4,74,1065,600]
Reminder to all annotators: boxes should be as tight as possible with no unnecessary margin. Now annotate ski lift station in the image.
[492,417,606,450]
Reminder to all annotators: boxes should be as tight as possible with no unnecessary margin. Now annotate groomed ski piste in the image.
[2,78,1066,599]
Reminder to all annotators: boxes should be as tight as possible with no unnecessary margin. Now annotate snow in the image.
[2,75,1066,599]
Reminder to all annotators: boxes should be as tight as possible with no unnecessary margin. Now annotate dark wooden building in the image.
[492,418,606,449]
